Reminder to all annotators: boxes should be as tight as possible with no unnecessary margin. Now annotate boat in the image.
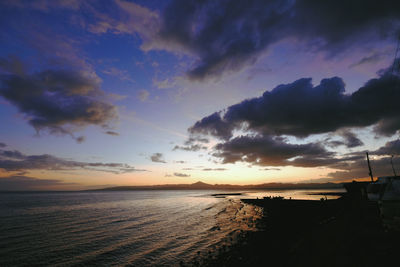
[367,175,400,231]
[343,152,400,230]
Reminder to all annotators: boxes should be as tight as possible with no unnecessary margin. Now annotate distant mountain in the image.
[93,181,343,191]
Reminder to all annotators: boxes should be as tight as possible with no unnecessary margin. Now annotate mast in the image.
[391,155,397,177]
[366,152,374,182]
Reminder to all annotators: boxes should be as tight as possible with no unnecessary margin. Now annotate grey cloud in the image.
[174,172,190,177]
[86,0,160,42]
[174,160,186,164]
[349,52,387,68]
[152,0,400,80]
[339,130,364,148]
[185,137,209,145]
[327,140,400,179]
[1,0,81,11]
[137,90,150,102]
[212,135,341,168]
[173,136,209,151]
[261,168,281,171]
[0,143,6,148]
[189,112,235,140]
[102,67,133,82]
[0,56,26,76]
[373,139,400,156]
[0,58,118,140]
[105,131,119,136]
[328,155,399,180]
[202,168,227,171]
[6,0,399,80]
[75,136,86,143]
[173,144,207,152]
[0,175,74,191]
[0,147,145,174]
[190,67,400,139]
[150,153,166,163]
[0,149,25,159]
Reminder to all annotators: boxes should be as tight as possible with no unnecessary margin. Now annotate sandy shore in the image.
[195,195,400,267]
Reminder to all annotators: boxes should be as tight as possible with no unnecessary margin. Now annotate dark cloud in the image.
[150,153,166,163]
[190,67,400,139]
[155,0,400,79]
[185,137,209,144]
[202,168,227,171]
[260,168,281,171]
[0,57,118,141]
[0,149,25,159]
[328,155,400,180]
[349,52,386,68]
[0,147,145,174]
[174,160,186,164]
[189,112,235,140]
[0,175,73,191]
[212,135,346,167]
[172,136,209,151]
[75,136,86,143]
[325,131,364,149]
[173,144,207,152]
[173,172,190,177]
[0,142,6,148]
[105,131,119,136]
[339,130,364,148]
[326,140,400,179]
[373,139,400,156]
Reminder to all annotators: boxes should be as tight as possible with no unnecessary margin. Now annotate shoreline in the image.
[194,195,400,267]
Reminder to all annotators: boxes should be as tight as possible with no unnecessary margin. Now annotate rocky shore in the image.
[198,195,400,267]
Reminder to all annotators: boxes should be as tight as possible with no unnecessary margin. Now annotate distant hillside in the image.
[93,181,343,191]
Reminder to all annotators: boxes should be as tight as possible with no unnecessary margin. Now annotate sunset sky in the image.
[1,0,400,190]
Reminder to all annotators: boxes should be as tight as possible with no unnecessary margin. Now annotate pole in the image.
[391,155,397,177]
[366,152,374,182]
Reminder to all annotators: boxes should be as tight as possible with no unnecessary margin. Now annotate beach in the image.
[197,194,400,267]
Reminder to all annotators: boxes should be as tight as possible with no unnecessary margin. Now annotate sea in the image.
[0,189,343,266]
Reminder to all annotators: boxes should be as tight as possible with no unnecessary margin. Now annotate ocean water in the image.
[0,190,263,266]
[0,189,342,266]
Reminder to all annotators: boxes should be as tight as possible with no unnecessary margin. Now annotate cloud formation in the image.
[202,168,227,171]
[212,135,342,167]
[4,0,399,80]
[173,172,190,177]
[150,153,166,163]
[187,61,400,171]
[0,57,118,141]
[137,90,150,102]
[173,136,209,151]
[151,0,400,79]
[105,131,119,136]
[325,130,364,148]
[328,154,400,180]
[190,69,400,139]
[0,146,144,174]
[0,175,74,191]
[373,139,400,156]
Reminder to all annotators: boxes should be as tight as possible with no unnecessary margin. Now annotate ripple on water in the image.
[0,191,263,266]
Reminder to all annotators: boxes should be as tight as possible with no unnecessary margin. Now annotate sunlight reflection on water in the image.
[0,188,342,266]
[0,191,261,266]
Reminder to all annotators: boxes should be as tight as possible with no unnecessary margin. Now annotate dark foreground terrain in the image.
[192,195,400,267]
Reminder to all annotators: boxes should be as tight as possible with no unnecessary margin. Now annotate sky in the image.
[1,0,400,190]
